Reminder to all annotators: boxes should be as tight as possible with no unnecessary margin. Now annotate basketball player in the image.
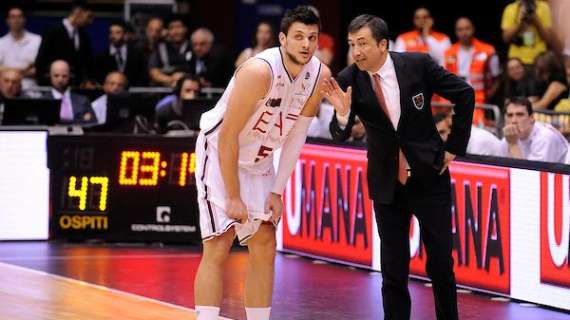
[193,6,330,320]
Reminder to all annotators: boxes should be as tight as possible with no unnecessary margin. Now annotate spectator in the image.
[189,28,233,88]
[235,21,275,67]
[499,96,568,162]
[137,17,164,64]
[503,57,540,101]
[316,32,335,67]
[95,21,146,86]
[0,6,41,90]
[532,51,569,110]
[148,15,192,87]
[35,1,95,87]
[154,74,201,132]
[444,17,501,125]
[0,69,23,100]
[44,60,96,124]
[435,112,501,156]
[92,71,128,124]
[394,7,451,65]
[501,0,557,66]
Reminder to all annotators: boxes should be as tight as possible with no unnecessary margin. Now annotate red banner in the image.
[282,144,373,267]
[540,173,570,288]
[409,162,511,294]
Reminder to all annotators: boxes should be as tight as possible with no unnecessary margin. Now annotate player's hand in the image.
[265,192,283,224]
[439,151,456,175]
[226,198,248,223]
[321,77,352,117]
[503,124,521,145]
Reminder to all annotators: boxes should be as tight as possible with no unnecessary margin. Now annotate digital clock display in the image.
[48,134,201,243]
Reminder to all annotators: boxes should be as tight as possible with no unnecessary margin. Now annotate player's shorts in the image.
[195,132,278,245]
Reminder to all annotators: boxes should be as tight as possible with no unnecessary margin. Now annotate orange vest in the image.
[397,30,449,52]
[444,39,495,104]
[443,39,496,126]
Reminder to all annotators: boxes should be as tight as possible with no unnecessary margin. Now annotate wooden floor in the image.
[0,242,567,320]
[0,262,226,320]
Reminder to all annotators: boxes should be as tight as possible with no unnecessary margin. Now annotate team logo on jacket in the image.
[412,93,424,110]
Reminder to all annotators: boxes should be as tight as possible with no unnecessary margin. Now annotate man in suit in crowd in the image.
[45,60,96,124]
[34,1,95,86]
[189,28,233,88]
[96,20,147,86]
[324,15,474,320]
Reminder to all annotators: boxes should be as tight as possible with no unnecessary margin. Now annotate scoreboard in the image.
[48,134,201,243]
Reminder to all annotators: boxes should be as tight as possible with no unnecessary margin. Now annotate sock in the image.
[245,307,271,320]
[195,305,220,320]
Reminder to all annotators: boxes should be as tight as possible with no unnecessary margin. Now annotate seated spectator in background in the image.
[499,96,569,163]
[137,17,164,64]
[501,0,556,66]
[0,69,23,100]
[444,17,501,125]
[45,60,96,124]
[503,57,540,102]
[307,101,334,139]
[532,51,569,110]
[235,21,275,67]
[435,112,501,156]
[154,74,201,132]
[148,15,192,87]
[92,71,128,124]
[35,1,95,87]
[394,7,451,65]
[189,28,233,87]
[123,23,137,44]
[0,6,41,90]
[96,21,146,86]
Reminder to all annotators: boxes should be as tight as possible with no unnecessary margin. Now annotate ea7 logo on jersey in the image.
[265,98,282,108]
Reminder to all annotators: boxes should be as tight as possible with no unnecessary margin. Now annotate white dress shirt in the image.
[0,31,41,89]
[467,126,501,156]
[110,45,127,72]
[91,94,107,125]
[336,54,401,129]
[499,122,569,163]
[62,18,79,50]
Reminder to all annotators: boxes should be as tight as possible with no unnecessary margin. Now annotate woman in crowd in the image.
[234,21,275,67]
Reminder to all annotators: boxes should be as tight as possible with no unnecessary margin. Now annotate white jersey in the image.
[200,47,322,174]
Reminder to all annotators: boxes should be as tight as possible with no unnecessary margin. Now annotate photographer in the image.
[501,0,559,66]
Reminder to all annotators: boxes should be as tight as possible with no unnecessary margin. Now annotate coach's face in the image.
[348,26,387,73]
[280,22,319,66]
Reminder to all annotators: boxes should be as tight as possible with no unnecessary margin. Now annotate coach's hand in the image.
[265,192,283,224]
[321,77,352,117]
[226,198,248,223]
[439,151,456,175]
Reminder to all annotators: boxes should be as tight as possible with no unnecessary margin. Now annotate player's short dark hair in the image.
[506,96,533,116]
[280,6,321,35]
[348,14,390,47]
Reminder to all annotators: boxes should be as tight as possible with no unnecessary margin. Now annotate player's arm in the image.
[218,59,271,201]
[271,64,331,196]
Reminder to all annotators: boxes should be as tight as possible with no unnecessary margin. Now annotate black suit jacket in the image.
[35,22,94,86]
[95,44,148,86]
[45,90,97,124]
[330,52,474,204]
[188,44,234,87]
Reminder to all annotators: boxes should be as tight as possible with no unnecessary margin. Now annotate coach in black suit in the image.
[324,15,474,320]
[35,1,94,86]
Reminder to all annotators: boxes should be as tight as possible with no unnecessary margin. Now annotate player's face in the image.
[280,22,319,66]
[348,26,387,72]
